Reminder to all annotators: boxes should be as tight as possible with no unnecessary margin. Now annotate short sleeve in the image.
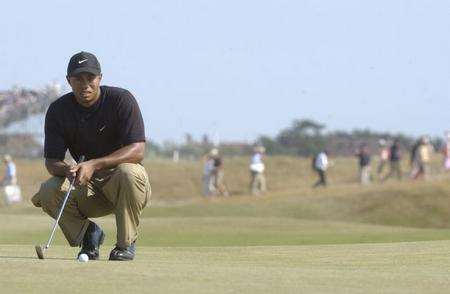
[44,104,67,160]
[116,90,146,145]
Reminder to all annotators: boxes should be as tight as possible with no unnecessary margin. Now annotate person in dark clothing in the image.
[356,144,371,184]
[31,52,151,261]
[383,139,402,181]
[210,149,229,197]
[410,139,420,167]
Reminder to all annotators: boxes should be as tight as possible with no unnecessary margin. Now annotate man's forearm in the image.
[91,142,145,171]
[45,159,71,177]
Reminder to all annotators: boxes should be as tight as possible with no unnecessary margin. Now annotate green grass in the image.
[2,215,450,247]
[2,241,450,293]
[2,157,450,293]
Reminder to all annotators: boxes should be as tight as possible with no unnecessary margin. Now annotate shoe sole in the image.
[109,254,134,261]
[109,242,136,261]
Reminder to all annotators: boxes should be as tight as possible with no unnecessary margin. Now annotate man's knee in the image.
[31,177,65,209]
[115,163,150,203]
[116,164,146,184]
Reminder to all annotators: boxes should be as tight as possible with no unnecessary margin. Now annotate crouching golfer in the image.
[31,52,151,261]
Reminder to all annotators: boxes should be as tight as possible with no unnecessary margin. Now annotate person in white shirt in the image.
[1,155,17,186]
[313,151,328,187]
[1,154,21,205]
[249,146,266,195]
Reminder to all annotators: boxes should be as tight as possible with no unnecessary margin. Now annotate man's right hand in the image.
[65,165,77,182]
[46,157,86,184]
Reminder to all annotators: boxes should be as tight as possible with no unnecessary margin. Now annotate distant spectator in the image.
[313,150,329,187]
[203,149,229,197]
[249,146,266,196]
[383,139,402,181]
[442,140,450,171]
[202,151,216,197]
[410,139,420,171]
[212,149,230,196]
[376,139,390,178]
[1,154,21,205]
[1,154,17,186]
[356,144,371,184]
[411,136,433,180]
[442,132,450,171]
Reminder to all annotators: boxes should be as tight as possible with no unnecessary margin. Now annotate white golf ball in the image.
[78,253,89,262]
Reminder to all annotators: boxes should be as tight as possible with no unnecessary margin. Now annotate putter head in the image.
[35,245,45,259]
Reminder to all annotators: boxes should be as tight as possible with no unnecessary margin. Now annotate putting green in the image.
[1,212,450,293]
[1,241,450,294]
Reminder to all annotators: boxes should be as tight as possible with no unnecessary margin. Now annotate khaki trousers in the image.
[250,171,266,195]
[31,163,151,248]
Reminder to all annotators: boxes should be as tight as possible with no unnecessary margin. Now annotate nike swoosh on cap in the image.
[78,59,88,64]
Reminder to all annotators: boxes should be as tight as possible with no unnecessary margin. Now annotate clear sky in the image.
[1,0,449,143]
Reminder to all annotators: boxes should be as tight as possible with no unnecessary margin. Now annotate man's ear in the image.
[66,75,71,86]
[98,74,103,82]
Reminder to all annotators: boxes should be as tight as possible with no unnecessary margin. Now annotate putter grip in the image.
[69,155,86,186]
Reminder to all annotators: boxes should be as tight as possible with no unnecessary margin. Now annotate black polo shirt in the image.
[44,86,145,161]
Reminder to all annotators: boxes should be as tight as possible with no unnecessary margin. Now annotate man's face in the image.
[67,72,102,107]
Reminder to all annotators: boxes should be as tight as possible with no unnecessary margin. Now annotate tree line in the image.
[146,119,443,159]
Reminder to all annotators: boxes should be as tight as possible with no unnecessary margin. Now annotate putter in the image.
[35,155,85,259]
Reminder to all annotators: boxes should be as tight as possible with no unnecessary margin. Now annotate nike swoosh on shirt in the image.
[99,126,106,132]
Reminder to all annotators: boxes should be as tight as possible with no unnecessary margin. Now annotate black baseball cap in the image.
[67,51,101,77]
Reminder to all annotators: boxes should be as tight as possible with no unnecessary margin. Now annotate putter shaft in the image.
[44,177,76,249]
[35,155,85,259]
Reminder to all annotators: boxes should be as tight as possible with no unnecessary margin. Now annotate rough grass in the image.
[11,156,450,227]
[13,155,445,203]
